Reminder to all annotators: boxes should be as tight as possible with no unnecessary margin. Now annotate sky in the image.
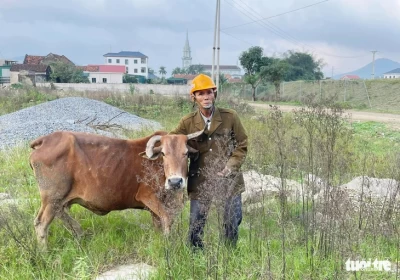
[1,0,399,77]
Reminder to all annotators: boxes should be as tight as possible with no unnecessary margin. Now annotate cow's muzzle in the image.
[166,176,186,190]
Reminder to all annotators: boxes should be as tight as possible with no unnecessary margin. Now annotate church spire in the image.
[182,30,192,70]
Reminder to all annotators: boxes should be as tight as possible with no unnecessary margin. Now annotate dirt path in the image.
[249,103,400,130]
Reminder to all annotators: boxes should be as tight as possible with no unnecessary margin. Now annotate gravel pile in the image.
[0,97,161,150]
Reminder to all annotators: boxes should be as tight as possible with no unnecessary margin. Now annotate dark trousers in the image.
[188,195,242,249]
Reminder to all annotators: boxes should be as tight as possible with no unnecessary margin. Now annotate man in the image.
[170,74,248,249]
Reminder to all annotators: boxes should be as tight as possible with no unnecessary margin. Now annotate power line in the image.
[221,30,254,46]
[223,0,369,59]
[225,0,307,49]
[222,0,331,31]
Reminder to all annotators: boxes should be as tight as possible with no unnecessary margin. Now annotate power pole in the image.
[216,0,220,91]
[211,0,218,81]
[371,50,378,79]
[331,66,334,79]
[212,0,221,90]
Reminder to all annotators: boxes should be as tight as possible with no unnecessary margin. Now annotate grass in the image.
[266,79,400,114]
[351,121,400,155]
[0,86,399,279]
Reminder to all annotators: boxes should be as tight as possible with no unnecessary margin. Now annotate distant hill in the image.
[334,58,400,80]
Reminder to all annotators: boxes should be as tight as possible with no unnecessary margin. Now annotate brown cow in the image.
[29,129,203,248]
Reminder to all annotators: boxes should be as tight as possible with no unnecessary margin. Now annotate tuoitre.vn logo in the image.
[345,259,392,272]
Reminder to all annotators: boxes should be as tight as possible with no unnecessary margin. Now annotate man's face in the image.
[192,89,215,109]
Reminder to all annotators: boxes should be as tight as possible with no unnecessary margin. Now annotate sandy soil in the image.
[249,103,400,130]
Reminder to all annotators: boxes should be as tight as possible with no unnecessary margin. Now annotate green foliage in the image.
[351,121,400,155]
[171,65,208,76]
[239,47,325,101]
[0,86,57,115]
[50,61,89,83]
[10,83,23,89]
[261,59,289,100]
[71,68,89,83]
[186,64,205,75]
[123,74,138,84]
[239,46,273,101]
[283,50,324,81]
[239,46,271,75]
[171,67,184,75]
[0,88,399,279]
[129,84,135,95]
[50,61,74,82]
[158,66,167,78]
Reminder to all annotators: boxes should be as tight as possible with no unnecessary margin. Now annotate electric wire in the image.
[223,0,369,59]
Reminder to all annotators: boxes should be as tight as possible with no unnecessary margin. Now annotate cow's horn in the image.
[146,135,162,158]
[187,127,205,140]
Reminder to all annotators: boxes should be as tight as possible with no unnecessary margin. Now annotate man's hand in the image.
[217,167,231,177]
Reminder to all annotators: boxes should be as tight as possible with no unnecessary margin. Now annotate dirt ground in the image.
[249,103,400,130]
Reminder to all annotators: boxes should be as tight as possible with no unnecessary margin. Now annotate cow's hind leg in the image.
[58,207,83,239]
[34,202,57,250]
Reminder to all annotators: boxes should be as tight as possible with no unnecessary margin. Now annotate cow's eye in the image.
[184,151,189,156]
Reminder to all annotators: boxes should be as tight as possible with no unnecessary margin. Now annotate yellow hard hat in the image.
[190,74,216,95]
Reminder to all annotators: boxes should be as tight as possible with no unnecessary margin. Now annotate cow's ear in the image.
[139,151,161,160]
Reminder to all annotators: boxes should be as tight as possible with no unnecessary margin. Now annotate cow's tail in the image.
[30,138,44,150]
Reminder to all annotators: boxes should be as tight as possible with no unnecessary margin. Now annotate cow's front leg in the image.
[58,207,84,239]
[135,186,171,234]
[150,211,162,231]
[34,202,57,250]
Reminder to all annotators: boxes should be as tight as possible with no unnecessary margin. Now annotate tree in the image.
[186,64,205,75]
[219,73,228,86]
[261,58,289,101]
[239,46,272,101]
[172,67,184,75]
[283,51,324,81]
[50,61,74,83]
[50,62,89,83]
[159,66,167,79]
[123,74,138,83]
[70,68,89,83]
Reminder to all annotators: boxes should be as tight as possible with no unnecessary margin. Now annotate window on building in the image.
[134,69,138,73]
[126,67,129,73]
[141,67,146,73]
[134,59,138,64]
[103,78,107,83]
[116,59,120,64]
[108,59,112,63]
[92,78,96,83]
[141,58,146,64]
[125,59,129,65]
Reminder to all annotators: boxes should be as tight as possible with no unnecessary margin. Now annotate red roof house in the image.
[341,75,360,80]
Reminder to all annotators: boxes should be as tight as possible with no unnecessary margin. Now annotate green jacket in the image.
[170,107,248,200]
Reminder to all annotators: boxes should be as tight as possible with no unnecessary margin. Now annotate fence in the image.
[222,79,400,113]
[36,83,190,96]
[0,77,10,85]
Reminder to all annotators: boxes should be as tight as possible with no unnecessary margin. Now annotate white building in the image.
[103,51,148,78]
[200,65,242,77]
[81,65,125,84]
[383,68,400,79]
